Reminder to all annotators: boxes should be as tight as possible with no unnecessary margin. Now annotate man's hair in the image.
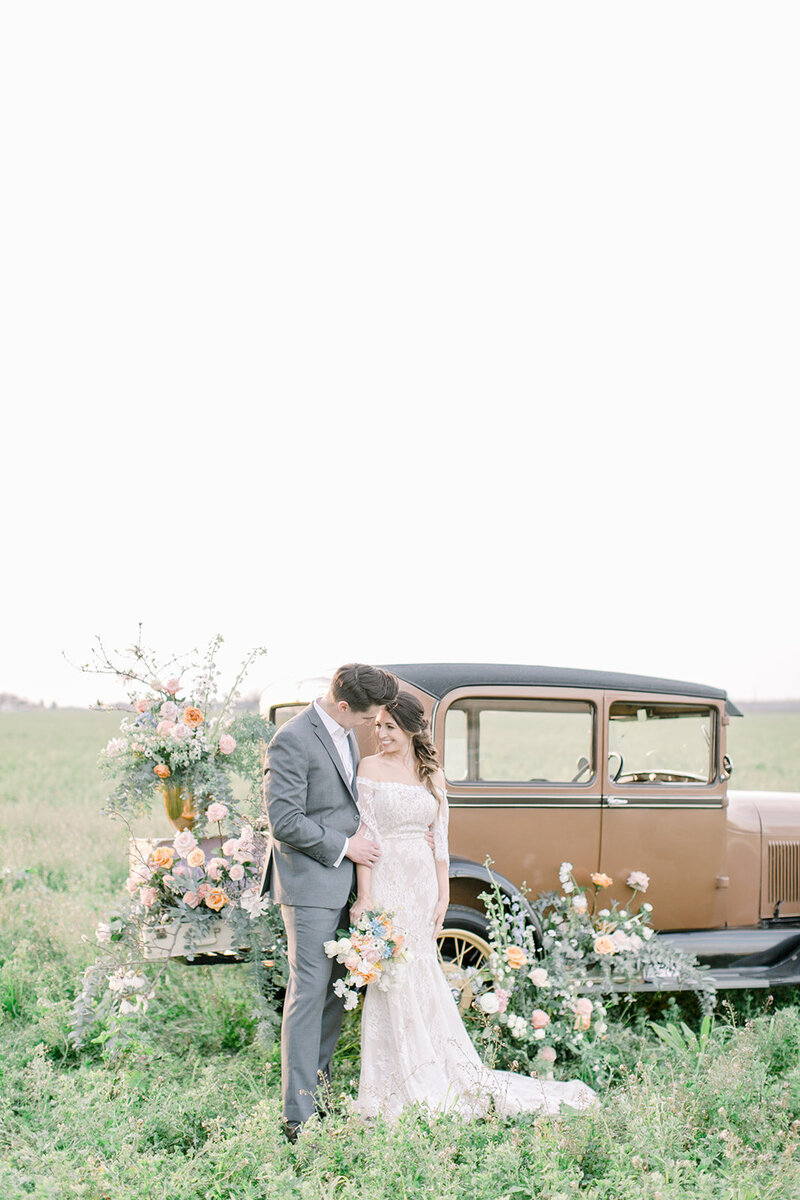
[330,663,398,711]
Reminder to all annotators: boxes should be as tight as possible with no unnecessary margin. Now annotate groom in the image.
[260,662,399,1139]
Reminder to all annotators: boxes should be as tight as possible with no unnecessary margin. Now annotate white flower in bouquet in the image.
[172,830,198,857]
[528,966,549,987]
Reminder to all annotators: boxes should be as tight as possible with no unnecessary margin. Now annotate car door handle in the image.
[606,796,628,806]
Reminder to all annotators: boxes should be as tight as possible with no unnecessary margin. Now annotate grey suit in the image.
[260,704,362,1125]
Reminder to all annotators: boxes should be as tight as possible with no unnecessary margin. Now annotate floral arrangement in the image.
[69,633,289,1051]
[126,810,271,955]
[464,861,716,1087]
[91,632,272,829]
[324,910,409,1010]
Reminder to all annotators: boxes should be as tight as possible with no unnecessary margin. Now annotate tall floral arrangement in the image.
[464,862,715,1088]
[91,632,270,830]
[69,632,288,1051]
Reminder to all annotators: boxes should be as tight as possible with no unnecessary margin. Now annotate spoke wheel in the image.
[436,920,492,1013]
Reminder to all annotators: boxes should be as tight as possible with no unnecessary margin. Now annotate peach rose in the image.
[593,934,616,956]
[530,1009,551,1030]
[135,698,151,713]
[154,764,171,779]
[150,846,174,869]
[186,847,206,868]
[591,872,613,888]
[184,892,200,908]
[196,883,212,899]
[156,719,175,737]
[505,946,528,970]
[182,707,204,729]
[204,888,228,911]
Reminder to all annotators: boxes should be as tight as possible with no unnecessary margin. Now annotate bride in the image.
[351,691,597,1119]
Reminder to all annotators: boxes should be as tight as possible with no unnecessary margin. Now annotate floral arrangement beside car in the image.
[69,633,288,1051]
[464,861,716,1087]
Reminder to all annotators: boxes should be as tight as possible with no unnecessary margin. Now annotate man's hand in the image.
[424,824,435,852]
[345,826,381,866]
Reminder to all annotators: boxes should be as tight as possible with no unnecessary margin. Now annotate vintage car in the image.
[260,664,800,990]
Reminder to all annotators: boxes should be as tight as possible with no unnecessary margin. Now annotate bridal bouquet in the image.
[324,910,409,1010]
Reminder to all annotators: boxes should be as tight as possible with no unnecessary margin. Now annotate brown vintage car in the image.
[261,663,800,989]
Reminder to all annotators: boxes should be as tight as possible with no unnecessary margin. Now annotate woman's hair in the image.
[385,690,442,796]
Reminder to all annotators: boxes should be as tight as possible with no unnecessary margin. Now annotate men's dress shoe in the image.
[282,1120,302,1143]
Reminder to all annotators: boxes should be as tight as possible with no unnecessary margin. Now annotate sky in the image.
[2,3,798,709]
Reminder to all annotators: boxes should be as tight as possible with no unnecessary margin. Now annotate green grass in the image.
[2,710,800,1198]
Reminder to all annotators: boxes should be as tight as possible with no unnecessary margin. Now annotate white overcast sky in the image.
[2,2,798,707]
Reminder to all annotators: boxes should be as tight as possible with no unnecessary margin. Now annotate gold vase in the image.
[162,784,197,831]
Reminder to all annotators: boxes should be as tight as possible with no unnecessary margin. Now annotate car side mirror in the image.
[721,753,733,780]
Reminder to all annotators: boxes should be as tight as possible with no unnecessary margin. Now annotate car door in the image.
[596,691,729,930]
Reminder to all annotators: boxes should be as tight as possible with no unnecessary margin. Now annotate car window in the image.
[444,699,595,783]
[608,702,716,784]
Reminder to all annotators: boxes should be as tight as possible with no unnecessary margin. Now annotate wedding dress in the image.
[354,777,597,1119]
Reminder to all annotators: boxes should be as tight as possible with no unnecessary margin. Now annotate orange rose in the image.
[505,946,528,970]
[355,966,379,986]
[154,764,171,779]
[204,888,228,911]
[591,872,613,888]
[150,846,174,869]
[182,707,204,729]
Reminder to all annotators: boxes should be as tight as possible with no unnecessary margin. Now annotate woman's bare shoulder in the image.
[357,754,383,779]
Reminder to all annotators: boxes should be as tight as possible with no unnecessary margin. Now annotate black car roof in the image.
[382,663,743,717]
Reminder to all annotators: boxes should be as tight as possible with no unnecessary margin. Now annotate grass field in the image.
[2,709,800,1199]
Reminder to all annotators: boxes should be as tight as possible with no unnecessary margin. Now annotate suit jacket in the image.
[259,704,361,909]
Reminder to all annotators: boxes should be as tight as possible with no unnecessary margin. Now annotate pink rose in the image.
[626,871,650,892]
[206,803,228,822]
[222,839,239,857]
[229,863,245,882]
[140,887,157,909]
[160,700,178,720]
[196,883,212,899]
[206,857,228,881]
[156,719,175,737]
[135,698,151,714]
[540,1046,557,1064]
[173,865,187,877]
[184,892,200,908]
[170,724,190,741]
[219,734,237,755]
[172,830,197,857]
[573,997,593,1016]
[344,954,360,971]
[531,1009,551,1030]
[165,678,181,695]
[495,987,510,1014]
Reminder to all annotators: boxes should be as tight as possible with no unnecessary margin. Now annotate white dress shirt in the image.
[313,699,355,868]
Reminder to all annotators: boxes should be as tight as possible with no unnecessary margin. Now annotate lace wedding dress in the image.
[354,777,597,1119]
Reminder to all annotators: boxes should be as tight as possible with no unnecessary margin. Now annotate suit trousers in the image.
[279,901,350,1125]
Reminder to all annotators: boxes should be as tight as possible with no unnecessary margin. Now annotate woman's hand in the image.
[350,896,371,925]
[432,898,449,938]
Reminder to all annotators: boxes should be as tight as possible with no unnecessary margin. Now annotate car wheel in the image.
[436,906,492,1013]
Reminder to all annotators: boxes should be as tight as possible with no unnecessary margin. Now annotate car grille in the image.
[767,840,800,905]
